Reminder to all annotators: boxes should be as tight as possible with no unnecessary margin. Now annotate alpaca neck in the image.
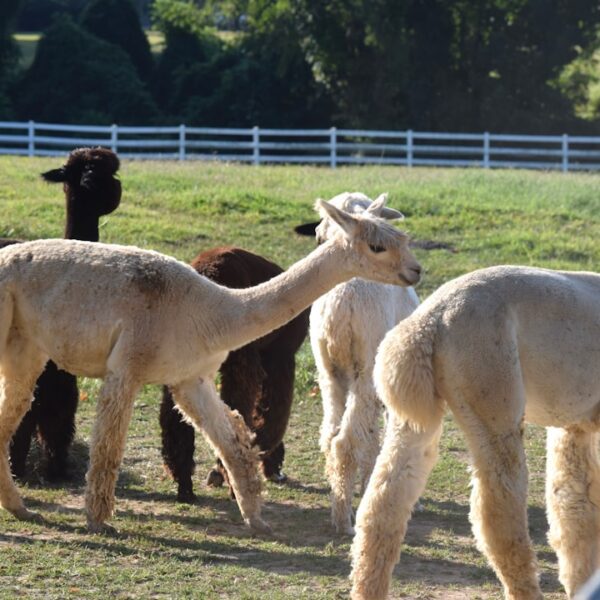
[65,199,100,241]
[219,241,354,351]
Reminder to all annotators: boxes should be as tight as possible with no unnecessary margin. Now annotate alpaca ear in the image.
[294,221,321,236]
[315,199,359,237]
[367,193,404,220]
[41,167,67,183]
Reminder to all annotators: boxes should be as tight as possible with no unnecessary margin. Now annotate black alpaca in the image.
[160,246,310,503]
[9,147,121,480]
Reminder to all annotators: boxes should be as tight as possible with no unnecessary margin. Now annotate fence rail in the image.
[1,120,600,171]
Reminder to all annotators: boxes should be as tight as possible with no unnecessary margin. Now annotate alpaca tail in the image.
[374,311,444,432]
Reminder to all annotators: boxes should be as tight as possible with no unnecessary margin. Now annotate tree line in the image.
[1,0,600,133]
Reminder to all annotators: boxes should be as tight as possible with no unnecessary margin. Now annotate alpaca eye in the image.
[368,244,386,254]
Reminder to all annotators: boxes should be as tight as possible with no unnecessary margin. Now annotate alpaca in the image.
[0,197,421,533]
[8,147,121,480]
[350,265,600,600]
[160,245,309,503]
[297,192,419,535]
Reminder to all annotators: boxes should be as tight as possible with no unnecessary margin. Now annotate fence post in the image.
[110,124,118,153]
[252,126,260,165]
[483,132,490,168]
[27,120,35,157]
[329,127,337,168]
[562,134,569,172]
[179,124,186,160]
[406,129,413,167]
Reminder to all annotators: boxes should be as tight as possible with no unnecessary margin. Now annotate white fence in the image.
[1,120,600,171]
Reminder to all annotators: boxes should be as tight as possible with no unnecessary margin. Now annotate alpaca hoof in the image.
[334,521,355,536]
[267,471,288,484]
[87,520,118,535]
[11,507,42,523]
[247,516,272,535]
[176,489,197,504]
[413,500,424,513]
[206,469,225,488]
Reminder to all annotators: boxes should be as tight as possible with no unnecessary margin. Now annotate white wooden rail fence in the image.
[1,120,600,171]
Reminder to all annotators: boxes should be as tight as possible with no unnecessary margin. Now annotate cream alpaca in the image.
[350,265,600,599]
[0,198,421,534]
[309,192,419,534]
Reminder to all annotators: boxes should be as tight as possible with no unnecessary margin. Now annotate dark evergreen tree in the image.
[0,0,21,118]
[14,16,160,124]
[79,0,155,83]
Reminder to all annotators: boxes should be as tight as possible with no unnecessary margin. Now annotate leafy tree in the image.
[0,0,21,118]
[14,16,160,124]
[80,0,155,82]
[16,0,87,30]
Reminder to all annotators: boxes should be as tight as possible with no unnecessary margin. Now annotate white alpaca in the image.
[308,192,419,534]
[350,265,600,600]
[0,198,421,534]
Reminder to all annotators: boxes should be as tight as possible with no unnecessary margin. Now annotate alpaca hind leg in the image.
[546,427,600,597]
[463,421,541,600]
[351,414,443,600]
[318,369,347,469]
[84,373,139,532]
[171,378,269,533]
[159,385,196,503]
[0,344,46,519]
[35,362,78,480]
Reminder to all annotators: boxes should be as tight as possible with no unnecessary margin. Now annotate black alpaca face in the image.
[41,147,121,216]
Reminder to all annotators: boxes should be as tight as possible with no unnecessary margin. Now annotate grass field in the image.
[0,158,599,599]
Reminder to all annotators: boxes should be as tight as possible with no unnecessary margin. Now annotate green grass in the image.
[1,158,599,599]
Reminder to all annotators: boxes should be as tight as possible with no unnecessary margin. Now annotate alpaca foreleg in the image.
[546,427,600,598]
[329,379,381,535]
[35,362,78,480]
[466,427,541,600]
[171,378,269,533]
[9,409,35,479]
[351,415,443,600]
[159,386,196,503]
[254,350,296,481]
[85,374,139,532]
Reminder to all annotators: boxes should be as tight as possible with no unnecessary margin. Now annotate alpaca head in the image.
[41,147,122,217]
[316,193,421,287]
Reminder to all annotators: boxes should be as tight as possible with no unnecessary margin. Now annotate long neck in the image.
[65,197,100,241]
[216,241,355,351]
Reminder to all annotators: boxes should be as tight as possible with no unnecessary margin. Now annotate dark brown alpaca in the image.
[9,147,121,480]
[160,246,310,503]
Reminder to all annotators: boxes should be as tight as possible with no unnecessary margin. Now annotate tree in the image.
[14,16,160,124]
[80,0,155,83]
[0,0,21,118]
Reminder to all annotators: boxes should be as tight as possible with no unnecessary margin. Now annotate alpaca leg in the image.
[351,414,443,600]
[0,346,47,519]
[546,427,600,597]
[34,362,78,480]
[329,378,381,535]
[463,422,541,600]
[213,347,264,488]
[254,349,296,481]
[318,369,347,470]
[171,378,269,533]
[159,385,196,503]
[84,373,139,532]
[9,409,35,478]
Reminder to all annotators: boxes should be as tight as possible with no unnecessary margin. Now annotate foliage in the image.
[16,0,88,30]
[13,16,160,124]
[79,0,155,82]
[0,158,598,598]
[0,0,21,118]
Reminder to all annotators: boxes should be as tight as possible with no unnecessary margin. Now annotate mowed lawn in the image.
[0,157,599,599]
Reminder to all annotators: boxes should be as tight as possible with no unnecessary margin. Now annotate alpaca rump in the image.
[8,146,121,481]
[351,265,600,600]
[298,192,420,535]
[0,198,420,532]
[160,245,309,503]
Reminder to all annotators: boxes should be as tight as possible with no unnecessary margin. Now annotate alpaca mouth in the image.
[399,272,420,286]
